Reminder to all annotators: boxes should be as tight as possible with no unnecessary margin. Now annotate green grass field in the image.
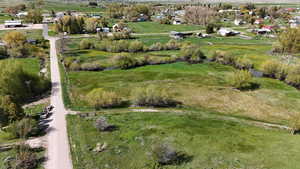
[60,34,300,124]
[67,110,300,169]
[65,62,300,124]
[128,22,203,33]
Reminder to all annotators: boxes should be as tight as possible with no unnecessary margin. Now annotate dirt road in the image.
[44,30,73,169]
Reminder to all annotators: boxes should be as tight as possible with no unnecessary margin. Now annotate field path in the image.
[44,25,73,169]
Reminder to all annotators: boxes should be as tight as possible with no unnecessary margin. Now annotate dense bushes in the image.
[285,65,300,88]
[149,40,181,51]
[128,40,144,52]
[261,60,288,80]
[86,88,123,109]
[0,60,50,127]
[95,40,144,53]
[212,50,237,65]
[131,85,179,107]
[111,31,132,40]
[113,53,139,69]
[231,70,253,90]
[274,27,300,54]
[180,45,206,64]
[0,61,50,103]
[93,39,181,53]
[211,51,253,70]
[0,95,24,127]
[79,39,94,50]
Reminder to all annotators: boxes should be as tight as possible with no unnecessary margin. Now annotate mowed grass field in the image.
[128,21,203,33]
[67,111,300,169]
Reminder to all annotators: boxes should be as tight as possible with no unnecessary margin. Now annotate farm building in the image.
[169,31,192,39]
[218,28,240,36]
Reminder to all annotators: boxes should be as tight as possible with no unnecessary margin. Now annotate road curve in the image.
[44,25,73,169]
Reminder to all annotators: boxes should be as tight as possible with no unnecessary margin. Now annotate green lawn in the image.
[67,110,300,169]
[128,22,203,34]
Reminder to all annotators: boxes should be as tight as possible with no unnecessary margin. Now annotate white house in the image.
[16,12,28,18]
[4,20,23,28]
[218,28,240,37]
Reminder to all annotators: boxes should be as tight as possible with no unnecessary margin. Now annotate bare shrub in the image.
[95,116,115,131]
[152,143,190,165]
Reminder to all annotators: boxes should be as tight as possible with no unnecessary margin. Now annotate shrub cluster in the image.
[111,31,132,40]
[149,40,181,51]
[95,40,145,53]
[261,60,300,88]
[86,88,123,109]
[93,39,181,53]
[211,51,253,69]
[113,53,139,69]
[180,45,206,64]
[131,85,179,107]
[261,60,288,80]
[231,70,253,90]
[285,65,300,88]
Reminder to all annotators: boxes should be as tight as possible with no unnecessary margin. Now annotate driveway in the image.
[44,25,73,169]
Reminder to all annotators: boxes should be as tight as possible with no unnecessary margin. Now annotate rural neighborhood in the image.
[1,0,300,169]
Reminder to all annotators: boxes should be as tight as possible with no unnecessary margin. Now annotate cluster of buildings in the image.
[153,8,186,25]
